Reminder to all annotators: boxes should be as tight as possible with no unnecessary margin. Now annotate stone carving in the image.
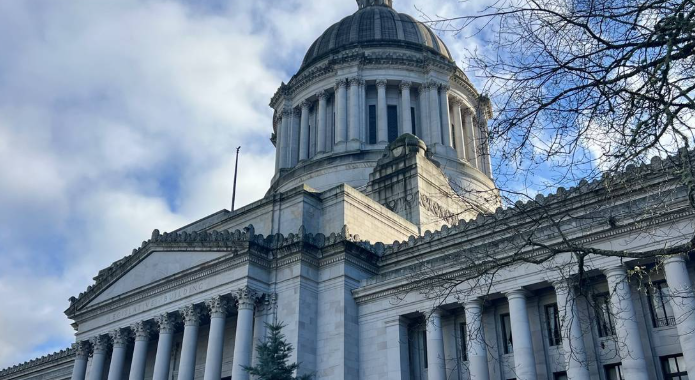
[109,328,130,348]
[72,341,91,357]
[180,304,202,326]
[399,81,412,90]
[316,90,327,100]
[130,321,151,341]
[0,348,75,376]
[234,286,259,310]
[301,100,311,109]
[155,312,176,334]
[334,79,347,89]
[205,295,229,317]
[375,79,387,88]
[90,335,110,354]
[348,77,361,86]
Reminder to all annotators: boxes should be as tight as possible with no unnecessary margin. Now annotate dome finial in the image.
[356,0,393,9]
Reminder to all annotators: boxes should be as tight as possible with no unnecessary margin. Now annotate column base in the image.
[346,140,362,151]
[333,142,348,153]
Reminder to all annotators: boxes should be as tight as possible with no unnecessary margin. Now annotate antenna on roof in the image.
[231,146,241,212]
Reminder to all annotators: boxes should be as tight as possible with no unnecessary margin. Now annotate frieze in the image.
[105,281,207,323]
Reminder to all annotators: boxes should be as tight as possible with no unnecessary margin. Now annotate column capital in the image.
[130,321,152,341]
[301,100,311,109]
[155,312,177,334]
[206,295,229,318]
[180,304,203,326]
[451,97,463,107]
[440,84,451,92]
[109,328,131,348]
[281,108,292,117]
[464,298,484,309]
[663,254,688,266]
[256,292,277,313]
[72,341,91,358]
[551,278,573,292]
[425,80,440,90]
[399,81,412,90]
[505,288,531,300]
[348,77,361,86]
[293,108,302,117]
[90,335,110,354]
[603,265,628,280]
[376,79,388,88]
[334,79,348,89]
[235,286,259,311]
[316,90,328,100]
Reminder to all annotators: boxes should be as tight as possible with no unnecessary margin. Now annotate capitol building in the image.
[3,1,695,380]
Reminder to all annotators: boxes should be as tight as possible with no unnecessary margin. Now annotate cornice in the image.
[0,348,74,379]
[273,48,457,108]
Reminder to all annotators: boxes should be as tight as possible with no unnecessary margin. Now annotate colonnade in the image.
[275,78,490,174]
[408,255,695,380]
[70,287,265,380]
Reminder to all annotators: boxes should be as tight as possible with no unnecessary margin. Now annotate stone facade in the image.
[3,2,695,380]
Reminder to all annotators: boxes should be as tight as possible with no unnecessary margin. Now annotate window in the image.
[553,372,568,380]
[368,105,377,144]
[648,280,676,328]
[410,107,416,135]
[421,330,428,368]
[595,293,616,337]
[460,322,468,362]
[500,313,513,354]
[545,303,562,346]
[605,363,624,380]
[662,354,688,380]
[387,105,398,142]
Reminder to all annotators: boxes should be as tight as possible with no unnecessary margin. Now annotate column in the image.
[439,85,452,147]
[335,79,347,145]
[452,100,465,159]
[316,91,327,153]
[70,341,90,380]
[129,322,151,380]
[153,313,176,380]
[428,82,442,145]
[603,266,649,380]
[385,317,410,380]
[299,100,310,161]
[107,329,129,380]
[88,336,109,380]
[290,109,301,166]
[274,118,281,172]
[279,110,291,169]
[464,300,490,380]
[203,296,228,380]
[418,85,430,143]
[231,287,258,380]
[348,77,361,145]
[506,290,538,380]
[376,79,388,144]
[664,255,695,376]
[553,281,591,380]
[178,305,202,380]
[400,81,412,136]
[425,310,446,380]
[463,109,478,168]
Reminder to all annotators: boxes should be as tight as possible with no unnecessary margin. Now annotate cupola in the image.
[356,0,393,8]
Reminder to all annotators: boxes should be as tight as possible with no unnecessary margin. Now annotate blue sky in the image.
[0,0,509,366]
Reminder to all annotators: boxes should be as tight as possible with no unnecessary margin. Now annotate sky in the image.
[0,0,496,367]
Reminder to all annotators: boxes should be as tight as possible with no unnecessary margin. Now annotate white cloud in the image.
[0,0,487,367]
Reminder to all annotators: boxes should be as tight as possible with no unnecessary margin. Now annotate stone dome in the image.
[300,3,453,70]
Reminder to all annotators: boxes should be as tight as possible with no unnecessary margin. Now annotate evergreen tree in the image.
[243,322,313,380]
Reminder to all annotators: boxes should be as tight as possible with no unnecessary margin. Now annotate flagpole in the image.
[231,146,241,212]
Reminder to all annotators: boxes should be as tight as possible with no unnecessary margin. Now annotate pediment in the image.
[87,250,226,306]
